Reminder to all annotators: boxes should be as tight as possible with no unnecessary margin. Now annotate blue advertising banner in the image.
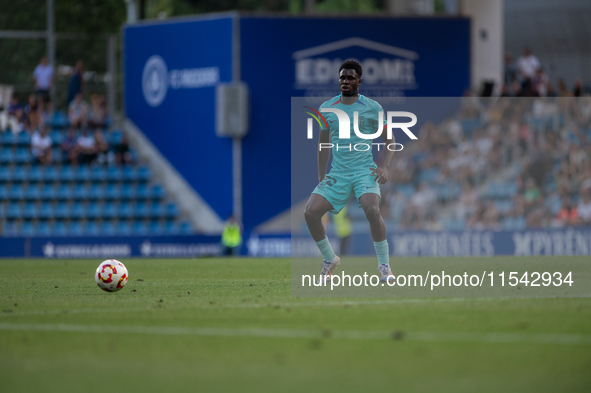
[249,228,591,257]
[124,15,234,220]
[0,236,221,258]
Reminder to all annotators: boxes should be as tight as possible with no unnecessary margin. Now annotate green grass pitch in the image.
[0,257,590,392]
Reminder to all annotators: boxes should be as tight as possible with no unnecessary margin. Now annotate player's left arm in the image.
[371,105,395,185]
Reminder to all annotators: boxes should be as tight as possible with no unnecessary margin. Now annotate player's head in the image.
[338,60,362,97]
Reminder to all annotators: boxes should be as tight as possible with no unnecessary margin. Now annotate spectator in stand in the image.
[93,128,109,164]
[517,47,541,89]
[33,56,54,114]
[7,93,21,116]
[576,190,591,225]
[557,79,572,97]
[412,182,436,220]
[523,178,541,212]
[555,199,578,227]
[76,128,97,164]
[66,60,84,106]
[31,126,52,165]
[504,53,517,86]
[114,134,133,166]
[24,93,41,132]
[61,128,78,165]
[87,94,107,129]
[532,68,549,96]
[68,93,87,129]
[573,79,583,97]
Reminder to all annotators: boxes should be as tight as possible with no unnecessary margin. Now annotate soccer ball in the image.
[95,259,129,292]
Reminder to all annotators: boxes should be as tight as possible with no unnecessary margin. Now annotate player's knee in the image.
[363,205,381,221]
[304,204,322,221]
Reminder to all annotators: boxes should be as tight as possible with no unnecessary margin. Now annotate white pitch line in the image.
[0,297,501,317]
[0,323,590,345]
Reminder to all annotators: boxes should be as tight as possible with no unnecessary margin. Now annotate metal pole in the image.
[107,35,116,121]
[47,0,56,101]
[232,15,242,222]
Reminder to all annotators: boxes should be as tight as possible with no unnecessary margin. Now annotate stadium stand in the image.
[376,95,591,231]
[0,104,193,236]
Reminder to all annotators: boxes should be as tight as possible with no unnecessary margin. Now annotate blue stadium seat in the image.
[86,202,102,219]
[150,184,165,200]
[101,221,115,235]
[52,147,62,162]
[104,184,120,199]
[36,221,51,236]
[70,202,86,219]
[119,202,133,218]
[11,166,27,182]
[120,184,135,199]
[133,220,148,235]
[0,148,14,163]
[138,166,151,182]
[60,166,74,182]
[2,132,15,145]
[43,166,58,182]
[20,221,35,236]
[109,131,123,146]
[106,166,122,181]
[103,202,118,218]
[165,203,179,218]
[0,204,4,218]
[53,221,67,236]
[179,221,193,235]
[28,165,42,182]
[117,221,132,235]
[22,203,38,219]
[16,132,30,145]
[25,185,40,200]
[41,184,57,199]
[149,220,164,235]
[69,221,83,236]
[38,202,53,219]
[134,202,148,218]
[149,202,164,218]
[0,166,9,182]
[54,202,70,219]
[164,221,179,235]
[50,131,62,145]
[3,221,18,236]
[122,166,137,181]
[74,166,90,182]
[15,148,31,163]
[9,184,24,200]
[88,184,105,200]
[0,184,8,199]
[135,184,149,199]
[72,184,88,199]
[6,203,21,219]
[49,111,68,128]
[91,166,106,181]
[56,184,72,200]
[85,221,99,236]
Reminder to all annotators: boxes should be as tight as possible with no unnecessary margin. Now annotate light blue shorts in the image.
[312,169,381,214]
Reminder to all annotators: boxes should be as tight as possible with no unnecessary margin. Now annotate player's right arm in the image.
[317,129,330,182]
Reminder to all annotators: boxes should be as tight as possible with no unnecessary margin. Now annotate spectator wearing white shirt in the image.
[31,127,53,165]
[33,57,54,113]
[77,129,97,164]
[577,191,591,225]
[517,48,541,88]
[68,93,88,129]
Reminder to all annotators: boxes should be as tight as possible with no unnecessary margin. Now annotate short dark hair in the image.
[339,60,362,78]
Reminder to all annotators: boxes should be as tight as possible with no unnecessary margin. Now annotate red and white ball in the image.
[95,260,129,292]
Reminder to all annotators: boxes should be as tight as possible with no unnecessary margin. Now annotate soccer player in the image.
[304,60,395,283]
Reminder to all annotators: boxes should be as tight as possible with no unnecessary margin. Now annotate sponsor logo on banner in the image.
[139,240,220,257]
[142,55,220,107]
[293,37,419,97]
[42,242,132,258]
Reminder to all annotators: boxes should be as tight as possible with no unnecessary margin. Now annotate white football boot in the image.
[377,264,394,283]
[317,256,341,285]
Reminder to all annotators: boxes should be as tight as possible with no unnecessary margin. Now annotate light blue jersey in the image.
[320,95,384,174]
